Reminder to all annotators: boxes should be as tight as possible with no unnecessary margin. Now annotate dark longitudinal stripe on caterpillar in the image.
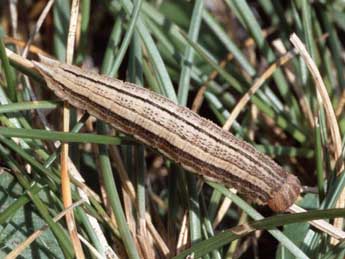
[33,56,301,211]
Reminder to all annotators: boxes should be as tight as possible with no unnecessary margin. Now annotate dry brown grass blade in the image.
[272,39,315,128]
[191,27,275,113]
[77,234,114,259]
[122,186,137,236]
[4,37,51,56]
[191,52,233,113]
[289,33,344,244]
[137,229,154,259]
[176,212,189,254]
[290,33,342,171]
[5,47,35,70]
[145,213,170,257]
[248,104,259,141]
[62,0,85,258]
[8,0,18,40]
[336,90,345,117]
[138,222,154,258]
[288,204,345,240]
[223,49,296,130]
[4,198,87,259]
[21,0,55,58]
[66,0,79,64]
[213,196,234,228]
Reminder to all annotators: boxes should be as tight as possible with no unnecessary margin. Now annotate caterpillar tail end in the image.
[267,174,301,212]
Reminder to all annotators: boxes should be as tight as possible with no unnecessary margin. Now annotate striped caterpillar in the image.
[33,55,301,212]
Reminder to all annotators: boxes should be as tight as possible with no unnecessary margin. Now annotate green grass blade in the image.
[0,144,74,258]
[109,0,143,77]
[117,0,177,102]
[96,122,140,259]
[0,100,60,113]
[0,37,16,101]
[53,0,70,61]
[0,127,126,145]
[177,0,203,106]
[175,207,345,258]
[202,10,255,76]
[101,16,123,75]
